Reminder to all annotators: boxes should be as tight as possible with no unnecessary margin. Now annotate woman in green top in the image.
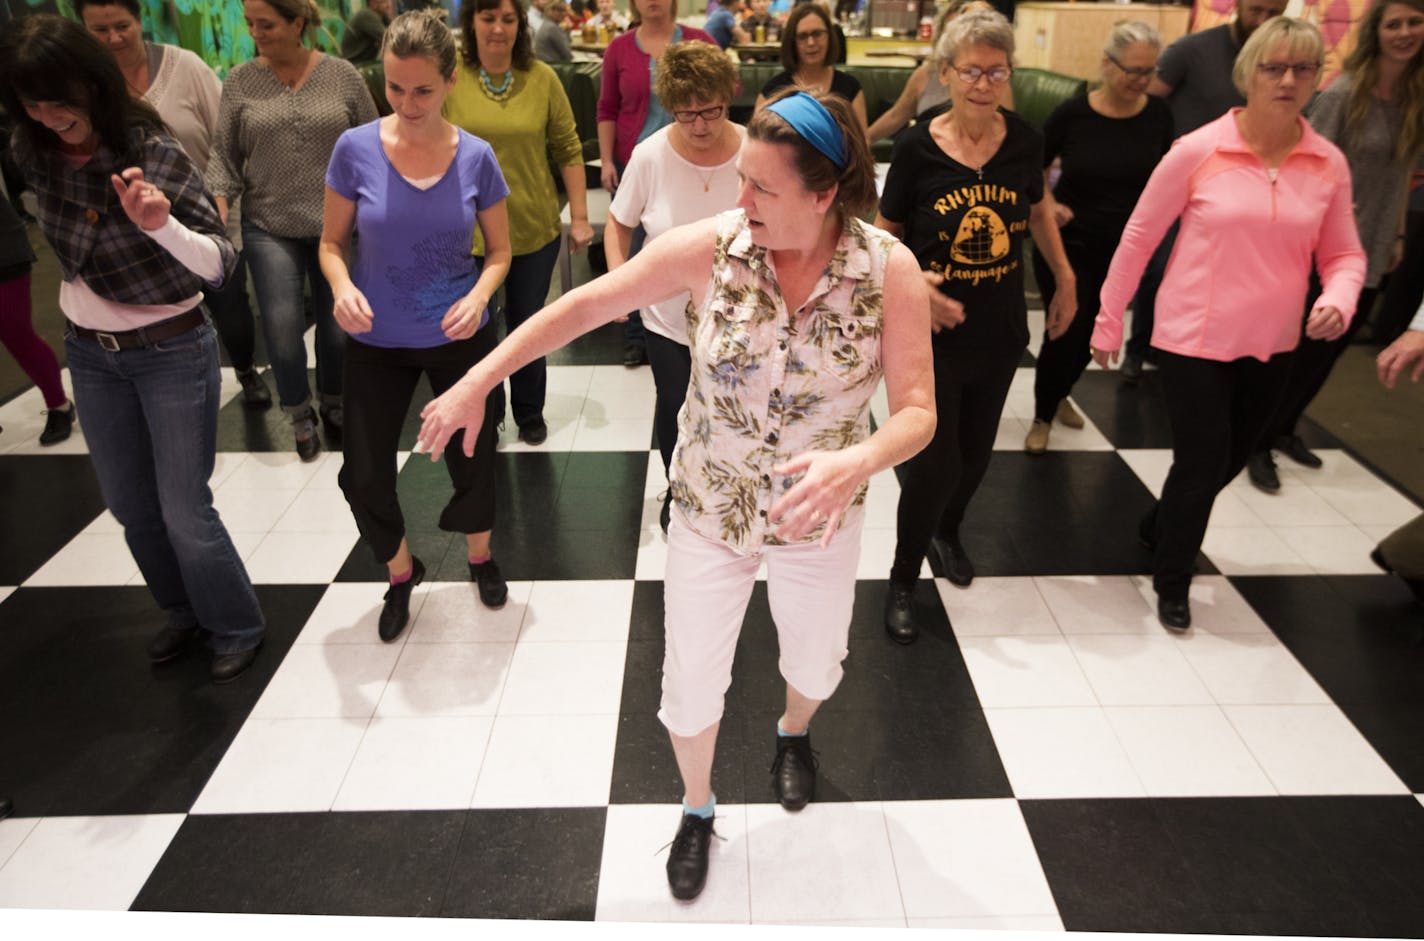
[446,0,594,445]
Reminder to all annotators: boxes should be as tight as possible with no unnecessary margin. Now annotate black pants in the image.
[1265,285,1377,444]
[645,330,691,475]
[338,325,503,564]
[1031,230,1115,421]
[1149,349,1292,600]
[1126,222,1179,360]
[890,343,1021,584]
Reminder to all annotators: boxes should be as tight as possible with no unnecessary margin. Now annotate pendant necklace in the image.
[479,68,514,101]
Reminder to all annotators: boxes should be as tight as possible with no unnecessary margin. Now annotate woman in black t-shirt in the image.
[754,3,867,131]
[877,8,1076,644]
[1026,21,1174,454]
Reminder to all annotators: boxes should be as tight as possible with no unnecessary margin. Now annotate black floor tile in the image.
[608,709,749,804]
[0,454,106,584]
[440,807,606,920]
[547,321,630,366]
[1285,796,1424,920]
[134,810,467,916]
[216,368,343,454]
[0,584,325,817]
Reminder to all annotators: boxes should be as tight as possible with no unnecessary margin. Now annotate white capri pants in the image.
[657,508,865,737]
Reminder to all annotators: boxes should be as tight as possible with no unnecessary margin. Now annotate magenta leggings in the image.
[0,273,66,408]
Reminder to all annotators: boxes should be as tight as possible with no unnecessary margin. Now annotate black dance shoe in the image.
[1247,452,1281,493]
[1157,596,1192,632]
[470,557,508,609]
[1275,434,1322,469]
[379,557,425,641]
[666,813,715,901]
[770,732,818,811]
[931,536,975,587]
[211,644,260,684]
[884,581,918,644]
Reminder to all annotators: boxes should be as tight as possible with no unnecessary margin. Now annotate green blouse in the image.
[443,60,584,256]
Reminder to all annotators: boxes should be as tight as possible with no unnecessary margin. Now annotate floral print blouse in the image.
[669,209,895,554]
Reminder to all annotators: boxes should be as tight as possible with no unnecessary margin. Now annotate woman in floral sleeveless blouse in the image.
[418,90,935,903]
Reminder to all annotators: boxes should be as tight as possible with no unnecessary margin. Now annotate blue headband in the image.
[766,92,848,170]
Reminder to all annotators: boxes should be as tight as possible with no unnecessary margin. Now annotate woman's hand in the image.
[1304,303,1348,342]
[332,285,375,334]
[1044,283,1077,341]
[1052,201,1074,228]
[768,448,869,547]
[417,375,488,461]
[600,164,619,194]
[111,168,170,232]
[1377,329,1424,389]
[442,292,489,341]
[1091,346,1118,368]
[568,219,595,254]
[922,271,965,333]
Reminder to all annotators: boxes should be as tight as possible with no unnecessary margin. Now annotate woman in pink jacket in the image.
[1091,17,1366,631]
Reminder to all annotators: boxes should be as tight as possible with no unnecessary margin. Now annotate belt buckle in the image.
[95,332,121,352]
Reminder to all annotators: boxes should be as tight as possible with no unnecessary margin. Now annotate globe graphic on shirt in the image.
[949,206,1010,266]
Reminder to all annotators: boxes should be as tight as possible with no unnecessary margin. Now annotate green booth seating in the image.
[1008,67,1089,130]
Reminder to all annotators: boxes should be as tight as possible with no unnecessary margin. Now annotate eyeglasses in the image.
[1256,61,1320,80]
[950,64,1012,85]
[1106,54,1155,78]
[672,105,725,124]
[795,28,828,43]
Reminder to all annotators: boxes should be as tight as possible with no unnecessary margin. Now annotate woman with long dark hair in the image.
[0,14,264,682]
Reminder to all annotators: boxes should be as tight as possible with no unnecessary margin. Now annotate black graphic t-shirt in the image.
[879,108,1044,351]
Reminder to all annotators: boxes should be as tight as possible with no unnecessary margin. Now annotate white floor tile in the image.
[0,586,12,607]
[82,509,123,534]
[1287,525,1389,575]
[857,528,930,581]
[884,799,1059,919]
[1036,576,1156,635]
[595,803,751,924]
[191,717,368,814]
[295,582,419,645]
[1129,576,1274,635]
[541,366,597,418]
[409,580,531,643]
[1066,634,1215,706]
[908,915,1065,931]
[0,817,39,870]
[584,366,659,420]
[957,636,1099,708]
[1105,705,1277,797]
[519,580,634,643]
[374,642,516,717]
[210,486,299,534]
[1310,479,1421,527]
[1173,632,1330,705]
[270,487,362,534]
[635,522,672,581]
[1223,704,1409,795]
[470,713,618,808]
[939,577,1060,637]
[217,452,325,491]
[242,531,357,583]
[331,716,493,811]
[496,415,579,452]
[993,415,1029,452]
[0,814,184,910]
[1200,526,1314,576]
[571,416,658,451]
[862,468,902,528]
[23,533,137,587]
[1117,448,1172,495]
[250,644,402,719]
[302,451,365,490]
[983,707,1145,799]
[497,641,628,716]
[1231,480,1351,527]
[745,802,903,923]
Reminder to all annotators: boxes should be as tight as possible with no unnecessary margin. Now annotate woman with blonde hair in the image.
[1092,17,1366,629]
[207,0,379,460]
[1248,0,1424,489]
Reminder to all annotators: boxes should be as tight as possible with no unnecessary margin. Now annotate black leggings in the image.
[645,330,691,475]
[1031,230,1116,422]
[338,325,504,564]
[890,343,1021,584]
[1148,349,1292,600]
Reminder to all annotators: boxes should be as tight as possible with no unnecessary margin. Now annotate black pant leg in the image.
[891,352,968,584]
[645,331,692,476]
[1268,286,1379,441]
[204,250,257,372]
[1223,351,1293,487]
[424,323,503,537]
[938,345,1021,537]
[339,338,424,564]
[1032,233,1111,421]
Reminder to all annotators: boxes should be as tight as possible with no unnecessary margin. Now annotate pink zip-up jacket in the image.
[1093,109,1366,363]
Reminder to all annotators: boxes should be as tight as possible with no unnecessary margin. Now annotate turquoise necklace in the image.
[478,67,514,101]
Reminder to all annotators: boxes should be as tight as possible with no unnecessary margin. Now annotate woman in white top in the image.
[77,0,271,408]
[606,42,744,533]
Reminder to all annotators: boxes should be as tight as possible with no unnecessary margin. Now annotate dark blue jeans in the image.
[496,236,561,427]
[204,248,256,372]
[65,321,265,653]
[243,223,341,411]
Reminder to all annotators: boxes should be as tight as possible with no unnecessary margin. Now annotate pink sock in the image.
[469,553,490,565]
[389,565,414,585]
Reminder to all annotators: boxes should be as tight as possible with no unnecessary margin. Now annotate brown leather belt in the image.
[69,307,206,352]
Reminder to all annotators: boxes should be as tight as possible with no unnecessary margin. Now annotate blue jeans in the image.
[204,249,256,372]
[243,223,342,410]
[497,236,561,427]
[65,322,265,654]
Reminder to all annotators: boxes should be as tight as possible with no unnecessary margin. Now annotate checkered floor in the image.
[1,311,1421,932]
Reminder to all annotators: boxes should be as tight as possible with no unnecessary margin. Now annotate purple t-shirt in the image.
[326,120,510,349]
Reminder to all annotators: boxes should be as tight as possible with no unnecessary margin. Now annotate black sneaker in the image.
[884,581,917,644]
[665,813,715,901]
[1157,595,1191,631]
[469,557,508,608]
[38,403,75,446]
[517,418,548,445]
[379,557,425,642]
[623,343,648,367]
[235,367,272,409]
[1247,452,1280,493]
[292,411,321,463]
[770,732,818,811]
[1275,434,1322,469]
[319,402,343,443]
[930,535,974,587]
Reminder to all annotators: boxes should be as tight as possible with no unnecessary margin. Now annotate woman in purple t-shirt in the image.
[319,11,513,642]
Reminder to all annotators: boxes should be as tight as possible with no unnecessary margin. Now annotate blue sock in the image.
[683,794,715,819]
[777,718,808,738]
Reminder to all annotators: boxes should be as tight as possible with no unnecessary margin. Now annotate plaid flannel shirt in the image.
[23,126,235,306]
